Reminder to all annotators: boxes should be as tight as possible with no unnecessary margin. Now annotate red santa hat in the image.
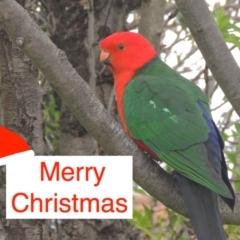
[0,126,31,158]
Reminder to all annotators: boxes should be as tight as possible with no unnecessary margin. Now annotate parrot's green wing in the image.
[123,58,232,199]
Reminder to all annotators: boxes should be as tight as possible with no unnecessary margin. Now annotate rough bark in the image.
[175,0,240,117]
[0,167,6,240]
[0,1,49,239]
[55,219,144,240]
[0,11,45,155]
[0,91,3,125]
[0,0,239,225]
[6,220,50,240]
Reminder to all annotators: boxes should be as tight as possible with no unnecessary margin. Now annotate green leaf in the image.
[213,7,240,49]
[235,123,240,134]
[225,151,236,165]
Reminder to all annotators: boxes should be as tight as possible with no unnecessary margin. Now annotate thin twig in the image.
[104,0,114,26]
[107,88,115,114]
[88,0,98,155]
[210,82,218,99]
[174,46,198,69]
[163,7,179,29]
[191,69,204,83]
[221,109,234,134]
[88,0,96,93]
[39,0,51,13]
[230,179,240,183]
[204,64,210,97]
[211,101,227,111]
[97,0,114,41]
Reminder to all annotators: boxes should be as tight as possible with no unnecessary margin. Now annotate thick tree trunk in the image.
[0,30,50,240]
[0,1,49,239]
[0,25,45,155]
[56,219,144,240]
[139,0,166,54]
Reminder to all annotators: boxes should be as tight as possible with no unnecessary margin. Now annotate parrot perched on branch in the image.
[99,32,235,240]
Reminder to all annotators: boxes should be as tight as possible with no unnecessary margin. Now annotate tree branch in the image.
[139,0,166,54]
[175,0,240,117]
[0,0,239,224]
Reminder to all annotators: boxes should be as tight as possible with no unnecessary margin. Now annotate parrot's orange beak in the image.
[100,50,110,66]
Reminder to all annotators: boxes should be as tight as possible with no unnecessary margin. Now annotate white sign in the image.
[1,152,132,219]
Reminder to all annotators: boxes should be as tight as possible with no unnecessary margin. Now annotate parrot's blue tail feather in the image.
[177,173,226,240]
[198,102,235,210]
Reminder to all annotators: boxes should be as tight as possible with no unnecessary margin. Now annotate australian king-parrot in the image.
[99,32,235,240]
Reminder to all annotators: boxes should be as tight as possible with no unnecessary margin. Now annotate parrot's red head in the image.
[99,32,157,77]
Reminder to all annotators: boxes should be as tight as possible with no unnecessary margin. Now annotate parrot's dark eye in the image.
[117,44,125,50]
